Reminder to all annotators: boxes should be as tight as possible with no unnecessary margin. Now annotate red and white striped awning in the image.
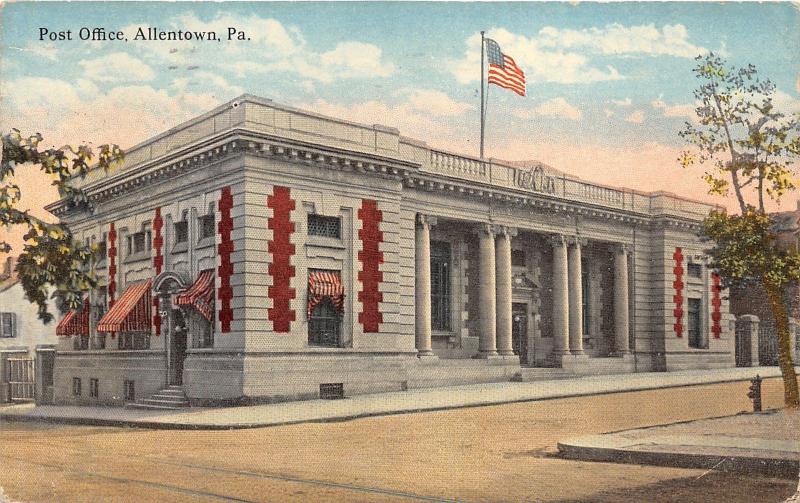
[176,269,214,321]
[55,298,90,337]
[307,271,344,319]
[97,279,152,333]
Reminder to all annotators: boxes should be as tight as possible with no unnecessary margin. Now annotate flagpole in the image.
[480,30,485,159]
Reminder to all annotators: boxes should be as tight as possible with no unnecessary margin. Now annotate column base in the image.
[474,351,500,359]
[416,350,438,360]
[570,349,586,356]
[497,349,516,356]
[610,351,632,358]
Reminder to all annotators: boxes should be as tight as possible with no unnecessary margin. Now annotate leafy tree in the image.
[1,130,123,322]
[680,53,800,407]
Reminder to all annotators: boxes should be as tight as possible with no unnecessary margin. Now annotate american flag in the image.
[485,38,526,97]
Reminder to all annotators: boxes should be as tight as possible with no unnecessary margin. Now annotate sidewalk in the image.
[0,366,785,430]
[558,409,800,479]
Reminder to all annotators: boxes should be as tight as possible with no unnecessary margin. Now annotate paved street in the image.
[1,378,797,503]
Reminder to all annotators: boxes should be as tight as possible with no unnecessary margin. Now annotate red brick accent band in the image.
[267,186,296,332]
[672,247,684,337]
[152,207,163,336]
[711,272,722,338]
[218,187,235,333]
[107,223,117,310]
[357,199,383,332]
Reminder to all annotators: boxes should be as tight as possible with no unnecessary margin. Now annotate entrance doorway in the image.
[512,303,529,365]
[170,309,187,385]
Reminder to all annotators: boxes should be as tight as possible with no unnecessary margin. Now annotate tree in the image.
[1,130,123,322]
[680,53,800,407]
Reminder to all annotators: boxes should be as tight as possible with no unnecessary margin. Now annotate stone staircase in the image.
[126,385,190,410]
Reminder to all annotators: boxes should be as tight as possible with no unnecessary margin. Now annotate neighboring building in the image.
[45,95,735,406]
[729,203,800,365]
[0,257,58,401]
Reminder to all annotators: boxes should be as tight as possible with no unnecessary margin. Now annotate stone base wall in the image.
[663,351,735,371]
[52,351,166,406]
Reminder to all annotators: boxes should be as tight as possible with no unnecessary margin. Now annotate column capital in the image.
[549,234,569,248]
[567,236,588,248]
[613,243,632,255]
[416,214,437,228]
[493,225,518,238]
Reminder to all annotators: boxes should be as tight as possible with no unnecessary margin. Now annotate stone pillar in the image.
[478,224,498,357]
[736,315,760,367]
[496,227,516,356]
[568,238,586,355]
[550,235,570,355]
[415,214,436,357]
[613,244,630,355]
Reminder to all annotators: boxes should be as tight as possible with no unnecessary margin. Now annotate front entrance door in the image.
[170,309,187,385]
[512,303,529,365]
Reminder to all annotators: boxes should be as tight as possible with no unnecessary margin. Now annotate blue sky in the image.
[1,1,799,213]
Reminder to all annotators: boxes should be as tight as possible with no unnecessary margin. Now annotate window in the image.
[687,263,702,278]
[91,334,106,350]
[174,220,189,244]
[511,249,526,268]
[199,214,215,240]
[73,334,89,350]
[687,298,706,349]
[96,239,107,267]
[72,378,82,396]
[123,380,135,402]
[581,260,591,335]
[89,378,99,398]
[308,299,342,347]
[308,214,341,239]
[0,313,16,338]
[431,241,451,331]
[118,333,150,350]
[127,229,150,256]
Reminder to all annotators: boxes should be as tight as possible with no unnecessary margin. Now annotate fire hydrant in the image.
[747,374,762,412]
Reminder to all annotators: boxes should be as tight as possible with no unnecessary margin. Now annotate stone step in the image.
[153,390,187,397]
[136,398,190,408]
[125,402,188,411]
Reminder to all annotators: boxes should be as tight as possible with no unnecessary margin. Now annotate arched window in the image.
[309,298,341,347]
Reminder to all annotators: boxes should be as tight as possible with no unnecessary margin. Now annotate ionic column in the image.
[568,237,586,355]
[496,227,516,356]
[478,224,498,357]
[613,244,630,355]
[550,235,570,355]
[415,214,436,357]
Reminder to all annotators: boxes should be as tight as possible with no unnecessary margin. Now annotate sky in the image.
[1,1,800,255]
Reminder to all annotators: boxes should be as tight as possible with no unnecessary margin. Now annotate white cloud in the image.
[612,97,632,107]
[513,97,582,121]
[404,89,473,117]
[538,23,707,58]
[625,110,645,123]
[0,77,222,148]
[11,42,59,61]
[125,13,394,84]
[79,52,155,83]
[651,98,696,118]
[773,90,800,115]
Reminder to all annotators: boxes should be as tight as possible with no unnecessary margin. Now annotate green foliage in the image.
[679,53,800,213]
[1,129,123,322]
[703,210,800,291]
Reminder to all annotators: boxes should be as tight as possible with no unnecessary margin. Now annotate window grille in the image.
[687,298,706,349]
[174,221,188,243]
[123,380,135,401]
[511,249,526,267]
[308,214,341,239]
[308,298,342,347]
[89,378,99,398]
[0,313,16,337]
[431,241,451,331]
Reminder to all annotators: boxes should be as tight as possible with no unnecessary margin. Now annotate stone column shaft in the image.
[496,229,514,356]
[415,215,434,357]
[551,236,570,355]
[614,246,630,355]
[478,226,497,356]
[568,240,584,355]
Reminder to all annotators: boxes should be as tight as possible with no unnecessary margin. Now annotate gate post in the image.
[35,345,56,405]
[735,315,760,367]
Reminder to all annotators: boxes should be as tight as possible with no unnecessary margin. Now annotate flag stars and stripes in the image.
[485,38,526,97]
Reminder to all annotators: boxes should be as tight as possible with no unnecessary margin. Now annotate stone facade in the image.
[45,95,736,406]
